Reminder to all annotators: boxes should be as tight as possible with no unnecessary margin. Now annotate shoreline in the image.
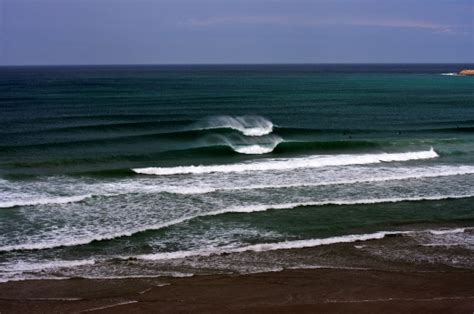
[1,268,473,313]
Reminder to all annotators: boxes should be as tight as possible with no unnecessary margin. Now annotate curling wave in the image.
[133,148,439,175]
[194,115,273,136]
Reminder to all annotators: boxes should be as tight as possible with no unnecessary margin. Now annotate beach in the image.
[1,268,473,313]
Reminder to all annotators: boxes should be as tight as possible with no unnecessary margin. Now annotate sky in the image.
[0,0,473,65]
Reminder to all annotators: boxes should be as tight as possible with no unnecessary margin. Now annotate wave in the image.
[133,148,439,176]
[1,227,470,283]
[2,193,472,252]
[224,134,283,154]
[3,164,474,209]
[136,226,471,261]
[170,166,474,195]
[0,260,96,283]
[440,73,459,76]
[232,144,277,154]
[194,116,273,136]
[0,195,92,209]
[273,139,381,153]
[429,228,467,235]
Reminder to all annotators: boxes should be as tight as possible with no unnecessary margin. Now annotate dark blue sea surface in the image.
[0,64,473,281]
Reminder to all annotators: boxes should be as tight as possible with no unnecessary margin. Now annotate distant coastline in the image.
[459,69,474,76]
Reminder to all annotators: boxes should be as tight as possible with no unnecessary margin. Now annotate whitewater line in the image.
[1,193,472,252]
[0,195,93,209]
[0,226,471,283]
[132,148,439,175]
[2,164,474,209]
[136,226,471,261]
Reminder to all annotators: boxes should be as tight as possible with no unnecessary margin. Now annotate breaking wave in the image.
[133,148,439,175]
[194,116,273,136]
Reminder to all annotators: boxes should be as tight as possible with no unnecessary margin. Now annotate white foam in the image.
[171,165,474,194]
[1,227,470,283]
[137,226,472,261]
[136,231,406,260]
[1,259,96,275]
[2,193,471,252]
[2,164,473,209]
[196,115,273,136]
[0,195,91,208]
[440,73,459,76]
[133,148,439,175]
[217,133,282,154]
[429,228,466,235]
[232,144,277,154]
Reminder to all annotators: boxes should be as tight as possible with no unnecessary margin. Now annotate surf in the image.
[2,193,472,252]
[136,226,471,261]
[133,148,439,175]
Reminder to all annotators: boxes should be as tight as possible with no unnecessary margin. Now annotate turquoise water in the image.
[0,64,473,281]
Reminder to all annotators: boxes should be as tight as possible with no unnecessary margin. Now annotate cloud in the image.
[183,16,291,27]
[182,15,460,34]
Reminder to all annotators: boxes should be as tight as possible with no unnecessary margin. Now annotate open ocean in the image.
[1,64,474,282]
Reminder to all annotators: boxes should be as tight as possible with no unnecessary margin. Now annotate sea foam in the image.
[2,163,473,209]
[0,195,92,209]
[1,193,471,252]
[136,226,471,261]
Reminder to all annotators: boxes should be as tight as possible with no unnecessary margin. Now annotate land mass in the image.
[459,69,474,76]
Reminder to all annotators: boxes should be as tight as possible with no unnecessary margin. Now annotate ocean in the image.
[0,64,473,282]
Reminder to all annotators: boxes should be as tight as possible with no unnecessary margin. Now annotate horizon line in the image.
[1,62,474,68]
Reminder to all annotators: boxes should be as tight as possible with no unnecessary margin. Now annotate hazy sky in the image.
[1,0,473,65]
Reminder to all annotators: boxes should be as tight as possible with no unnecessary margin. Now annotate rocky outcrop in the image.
[459,69,474,76]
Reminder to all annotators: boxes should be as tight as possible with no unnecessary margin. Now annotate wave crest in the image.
[211,133,283,155]
[196,115,273,136]
[133,148,439,176]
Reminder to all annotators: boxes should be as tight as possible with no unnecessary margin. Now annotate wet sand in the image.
[0,268,473,313]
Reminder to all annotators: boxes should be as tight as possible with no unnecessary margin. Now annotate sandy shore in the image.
[0,268,473,313]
